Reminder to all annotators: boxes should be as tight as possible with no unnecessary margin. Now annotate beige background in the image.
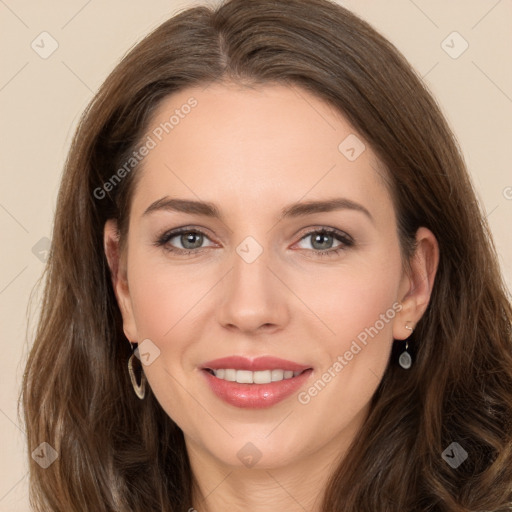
[1,1,511,510]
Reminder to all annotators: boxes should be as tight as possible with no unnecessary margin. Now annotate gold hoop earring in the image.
[128,344,146,399]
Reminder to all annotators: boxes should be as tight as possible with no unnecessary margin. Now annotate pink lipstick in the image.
[200,355,313,408]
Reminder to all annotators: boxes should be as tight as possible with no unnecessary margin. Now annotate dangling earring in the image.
[128,342,146,399]
[398,323,414,370]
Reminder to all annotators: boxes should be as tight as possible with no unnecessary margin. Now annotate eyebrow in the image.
[142,196,374,224]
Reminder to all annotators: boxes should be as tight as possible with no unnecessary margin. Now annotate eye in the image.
[153,226,354,258]
[153,227,216,255]
[295,227,354,258]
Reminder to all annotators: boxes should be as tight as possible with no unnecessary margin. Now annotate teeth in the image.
[210,368,303,384]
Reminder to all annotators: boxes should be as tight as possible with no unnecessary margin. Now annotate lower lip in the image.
[201,368,313,409]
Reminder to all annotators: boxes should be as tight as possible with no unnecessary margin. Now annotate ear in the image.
[393,226,439,340]
[103,219,139,342]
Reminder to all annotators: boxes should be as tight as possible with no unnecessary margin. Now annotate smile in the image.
[201,368,314,408]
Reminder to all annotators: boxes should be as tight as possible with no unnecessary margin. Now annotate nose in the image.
[216,245,290,334]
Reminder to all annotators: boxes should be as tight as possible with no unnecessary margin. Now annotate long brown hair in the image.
[20,0,512,510]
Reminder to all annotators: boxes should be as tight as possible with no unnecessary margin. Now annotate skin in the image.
[104,82,439,512]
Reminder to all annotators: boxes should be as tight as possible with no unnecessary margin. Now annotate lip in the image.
[201,355,312,372]
[201,367,314,409]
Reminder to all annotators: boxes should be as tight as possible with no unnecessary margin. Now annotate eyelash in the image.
[153,226,354,258]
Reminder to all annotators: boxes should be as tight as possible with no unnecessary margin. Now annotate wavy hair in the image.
[20,0,512,510]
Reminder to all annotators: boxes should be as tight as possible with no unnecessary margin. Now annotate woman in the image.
[20,0,512,510]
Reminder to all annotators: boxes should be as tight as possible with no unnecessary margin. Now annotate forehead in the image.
[129,82,391,221]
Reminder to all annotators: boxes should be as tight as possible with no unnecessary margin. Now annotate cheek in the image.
[291,250,403,376]
[341,272,399,335]
[292,264,402,425]
[127,219,231,329]
[336,281,398,374]
[297,257,401,333]
[126,254,194,339]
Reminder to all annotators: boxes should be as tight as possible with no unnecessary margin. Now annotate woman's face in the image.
[107,82,427,471]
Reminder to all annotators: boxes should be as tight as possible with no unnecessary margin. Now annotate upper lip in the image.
[201,356,312,372]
